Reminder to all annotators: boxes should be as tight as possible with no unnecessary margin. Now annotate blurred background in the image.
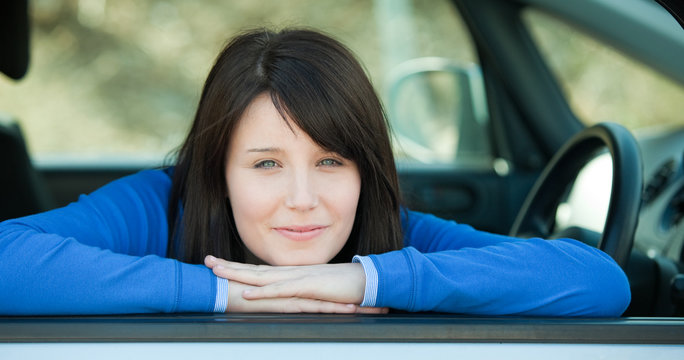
[0,0,682,164]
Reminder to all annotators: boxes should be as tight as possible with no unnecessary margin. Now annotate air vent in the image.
[643,159,676,204]
[662,185,684,231]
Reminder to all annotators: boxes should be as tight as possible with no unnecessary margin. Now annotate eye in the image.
[318,158,342,167]
[254,160,278,169]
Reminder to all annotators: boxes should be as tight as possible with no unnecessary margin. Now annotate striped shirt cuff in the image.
[213,277,229,312]
[352,255,378,307]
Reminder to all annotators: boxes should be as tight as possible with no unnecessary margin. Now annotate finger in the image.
[229,280,356,314]
[213,265,306,287]
[241,281,306,300]
[204,255,229,269]
[212,266,277,286]
[252,298,357,314]
[243,279,361,305]
[205,257,272,285]
[232,293,357,314]
[205,255,258,270]
[207,257,301,272]
[288,299,357,314]
[355,307,389,314]
[205,255,216,268]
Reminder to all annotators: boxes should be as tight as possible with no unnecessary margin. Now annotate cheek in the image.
[226,171,277,242]
[338,179,361,219]
[321,171,361,262]
[327,170,362,230]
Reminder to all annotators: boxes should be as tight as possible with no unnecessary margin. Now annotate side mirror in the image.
[386,58,490,164]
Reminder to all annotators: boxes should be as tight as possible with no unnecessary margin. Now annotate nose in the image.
[285,168,319,211]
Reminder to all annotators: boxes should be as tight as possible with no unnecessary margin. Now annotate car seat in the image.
[1,0,52,221]
[0,117,52,221]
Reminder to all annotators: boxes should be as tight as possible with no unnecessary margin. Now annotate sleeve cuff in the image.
[213,277,229,312]
[352,255,378,307]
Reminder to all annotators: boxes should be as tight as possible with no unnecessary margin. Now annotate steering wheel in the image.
[509,122,643,268]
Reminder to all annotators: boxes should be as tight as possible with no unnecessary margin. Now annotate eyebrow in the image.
[246,147,338,156]
[246,147,282,153]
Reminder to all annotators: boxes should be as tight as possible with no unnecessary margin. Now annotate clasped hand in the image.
[204,256,388,314]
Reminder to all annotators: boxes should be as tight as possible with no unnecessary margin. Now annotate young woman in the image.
[0,28,630,316]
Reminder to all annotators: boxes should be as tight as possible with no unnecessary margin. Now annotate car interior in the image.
[1,0,684,347]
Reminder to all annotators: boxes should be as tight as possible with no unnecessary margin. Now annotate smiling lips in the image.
[273,225,328,241]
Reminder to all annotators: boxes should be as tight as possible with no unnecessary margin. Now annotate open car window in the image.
[0,0,487,166]
[523,7,684,132]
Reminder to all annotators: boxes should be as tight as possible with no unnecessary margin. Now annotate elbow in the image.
[582,259,632,317]
[551,238,632,317]
[610,265,632,316]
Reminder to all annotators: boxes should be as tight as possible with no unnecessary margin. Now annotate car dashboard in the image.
[635,126,684,262]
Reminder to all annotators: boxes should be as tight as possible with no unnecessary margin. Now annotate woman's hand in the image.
[204,255,387,314]
[224,279,362,313]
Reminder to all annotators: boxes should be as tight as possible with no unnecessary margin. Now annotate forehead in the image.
[230,93,311,149]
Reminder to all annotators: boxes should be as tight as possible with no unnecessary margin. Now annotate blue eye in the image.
[319,158,342,167]
[255,160,278,169]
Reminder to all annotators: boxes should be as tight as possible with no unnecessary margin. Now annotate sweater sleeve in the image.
[0,169,217,315]
[367,210,631,317]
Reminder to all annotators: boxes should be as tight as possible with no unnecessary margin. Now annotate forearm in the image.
[0,223,217,315]
[365,240,630,317]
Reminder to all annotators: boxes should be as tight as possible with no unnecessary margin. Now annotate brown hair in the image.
[167,28,403,264]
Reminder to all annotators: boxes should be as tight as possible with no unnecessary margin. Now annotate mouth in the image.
[273,225,328,241]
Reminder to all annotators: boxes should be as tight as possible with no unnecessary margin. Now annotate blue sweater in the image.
[0,168,630,316]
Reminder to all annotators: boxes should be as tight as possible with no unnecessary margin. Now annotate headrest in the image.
[0,0,30,80]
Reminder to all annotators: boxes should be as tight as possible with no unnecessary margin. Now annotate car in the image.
[1,0,684,358]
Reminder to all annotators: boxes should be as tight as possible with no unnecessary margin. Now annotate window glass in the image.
[524,9,684,131]
[0,0,486,165]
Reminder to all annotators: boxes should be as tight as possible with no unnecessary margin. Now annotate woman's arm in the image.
[361,210,631,316]
[0,169,216,315]
[363,241,630,316]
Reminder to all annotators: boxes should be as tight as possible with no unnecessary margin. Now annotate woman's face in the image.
[225,93,361,265]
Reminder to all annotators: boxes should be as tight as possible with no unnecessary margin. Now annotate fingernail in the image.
[346,304,355,308]
[206,255,216,262]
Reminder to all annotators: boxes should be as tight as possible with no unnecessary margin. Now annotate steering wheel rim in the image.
[509,122,643,268]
